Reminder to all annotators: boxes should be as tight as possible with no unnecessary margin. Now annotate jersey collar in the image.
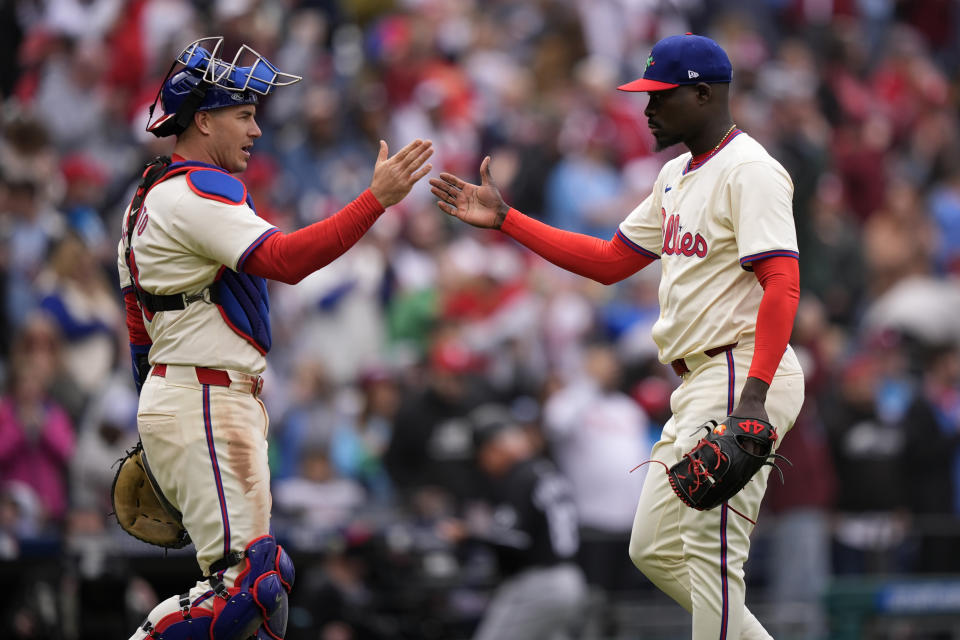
[683,128,741,175]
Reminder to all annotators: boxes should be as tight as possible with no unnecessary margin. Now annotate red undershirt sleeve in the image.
[243,189,385,284]
[500,208,654,284]
[748,255,800,384]
[122,287,151,346]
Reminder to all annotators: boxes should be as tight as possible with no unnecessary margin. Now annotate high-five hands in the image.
[369,139,434,208]
[429,156,510,229]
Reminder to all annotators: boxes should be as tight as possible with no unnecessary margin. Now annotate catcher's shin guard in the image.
[143,536,294,640]
[211,535,295,640]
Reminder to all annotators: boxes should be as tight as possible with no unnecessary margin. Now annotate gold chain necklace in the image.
[710,123,737,154]
[687,124,737,172]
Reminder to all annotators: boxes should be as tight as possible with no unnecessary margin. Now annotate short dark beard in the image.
[654,132,684,152]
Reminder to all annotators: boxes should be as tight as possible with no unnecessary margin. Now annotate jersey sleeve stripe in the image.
[236,227,280,271]
[615,229,660,259]
[739,249,798,271]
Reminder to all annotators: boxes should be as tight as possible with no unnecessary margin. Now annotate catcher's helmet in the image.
[147,36,301,138]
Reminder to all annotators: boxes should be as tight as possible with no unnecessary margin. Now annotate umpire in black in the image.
[457,403,588,640]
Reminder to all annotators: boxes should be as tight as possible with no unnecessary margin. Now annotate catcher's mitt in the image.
[666,416,789,520]
[111,441,191,549]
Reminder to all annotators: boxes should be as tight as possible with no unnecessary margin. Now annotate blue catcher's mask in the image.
[147,37,301,138]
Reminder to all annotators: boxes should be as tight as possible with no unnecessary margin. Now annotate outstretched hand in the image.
[429,156,509,229]
[369,139,434,208]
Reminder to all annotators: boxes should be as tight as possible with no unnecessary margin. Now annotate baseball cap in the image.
[618,34,732,92]
[470,403,521,453]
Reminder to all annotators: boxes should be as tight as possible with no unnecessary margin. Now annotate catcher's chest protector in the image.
[124,158,272,353]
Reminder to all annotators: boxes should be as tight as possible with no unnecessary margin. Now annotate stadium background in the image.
[2,0,960,638]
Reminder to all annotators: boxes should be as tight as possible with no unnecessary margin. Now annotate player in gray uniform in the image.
[439,404,587,640]
[118,37,432,639]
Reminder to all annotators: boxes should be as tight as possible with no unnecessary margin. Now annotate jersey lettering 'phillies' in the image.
[661,209,708,258]
[618,131,798,364]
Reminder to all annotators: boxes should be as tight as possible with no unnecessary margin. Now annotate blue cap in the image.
[618,34,732,92]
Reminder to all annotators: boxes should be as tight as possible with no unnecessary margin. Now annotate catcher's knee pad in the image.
[207,535,295,640]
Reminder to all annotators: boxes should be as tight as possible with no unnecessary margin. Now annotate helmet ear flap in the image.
[147,75,211,138]
[173,80,211,132]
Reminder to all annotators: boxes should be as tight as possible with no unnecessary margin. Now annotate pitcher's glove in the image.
[111,441,191,549]
[667,416,789,514]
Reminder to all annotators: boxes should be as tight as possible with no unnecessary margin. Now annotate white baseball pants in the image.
[629,343,805,640]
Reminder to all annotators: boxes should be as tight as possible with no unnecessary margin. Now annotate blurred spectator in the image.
[799,175,866,325]
[545,119,624,240]
[0,315,76,528]
[32,37,112,152]
[863,178,937,299]
[65,377,138,586]
[330,367,401,504]
[384,326,494,507]
[832,115,891,223]
[900,342,960,573]
[928,169,960,275]
[270,358,339,481]
[440,235,546,398]
[58,153,110,250]
[600,265,661,363]
[273,442,367,551]
[0,114,63,205]
[280,85,379,222]
[69,377,138,517]
[291,545,394,640]
[538,274,602,377]
[761,397,837,638]
[0,168,64,333]
[823,352,911,574]
[0,481,44,559]
[276,238,391,385]
[542,342,650,597]
[863,275,960,347]
[385,206,446,357]
[36,232,120,398]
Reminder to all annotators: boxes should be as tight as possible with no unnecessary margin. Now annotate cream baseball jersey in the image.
[617,131,797,364]
[117,171,277,374]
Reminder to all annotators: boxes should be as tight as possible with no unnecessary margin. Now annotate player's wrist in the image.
[360,188,387,214]
[733,377,769,416]
[493,203,510,230]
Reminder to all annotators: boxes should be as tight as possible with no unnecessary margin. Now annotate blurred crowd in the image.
[3,0,960,637]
